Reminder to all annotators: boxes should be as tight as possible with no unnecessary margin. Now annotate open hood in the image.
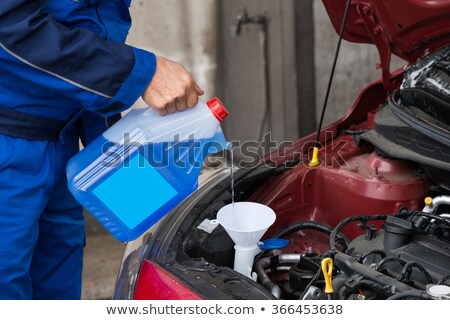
[322,0,450,91]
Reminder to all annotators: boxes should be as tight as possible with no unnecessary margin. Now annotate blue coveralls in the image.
[0,0,156,299]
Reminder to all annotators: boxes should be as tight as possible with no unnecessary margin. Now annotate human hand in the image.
[142,56,204,115]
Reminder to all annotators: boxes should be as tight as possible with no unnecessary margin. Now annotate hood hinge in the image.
[357,2,395,93]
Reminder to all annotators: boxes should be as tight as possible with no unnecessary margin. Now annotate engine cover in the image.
[361,91,450,173]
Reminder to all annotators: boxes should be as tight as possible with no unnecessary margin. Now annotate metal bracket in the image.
[231,8,270,37]
[357,2,395,93]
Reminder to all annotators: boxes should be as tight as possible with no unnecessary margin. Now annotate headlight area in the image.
[115,164,280,300]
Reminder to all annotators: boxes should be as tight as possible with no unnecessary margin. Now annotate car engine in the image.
[252,208,450,300]
[178,47,450,300]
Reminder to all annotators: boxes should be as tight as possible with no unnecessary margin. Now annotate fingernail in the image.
[195,83,205,95]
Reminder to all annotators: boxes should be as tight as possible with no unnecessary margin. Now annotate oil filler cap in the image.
[426,285,450,300]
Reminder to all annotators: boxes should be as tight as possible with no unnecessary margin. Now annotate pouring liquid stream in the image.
[230,149,235,209]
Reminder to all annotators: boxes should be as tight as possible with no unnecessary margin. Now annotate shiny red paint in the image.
[322,0,450,63]
[134,260,202,300]
[264,76,401,168]
[252,142,428,240]
[323,0,450,92]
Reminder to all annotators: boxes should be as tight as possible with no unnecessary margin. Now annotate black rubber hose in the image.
[438,275,450,285]
[399,261,433,284]
[387,290,430,300]
[413,211,450,225]
[341,279,392,298]
[255,221,350,263]
[358,250,386,263]
[272,221,350,245]
[334,252,415,293]
[330,215,391,251]
[375,256,407,271]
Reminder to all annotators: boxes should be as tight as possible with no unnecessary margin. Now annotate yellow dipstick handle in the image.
[321,258,334,294]
[308,147,320,167]
[424,197,433,207]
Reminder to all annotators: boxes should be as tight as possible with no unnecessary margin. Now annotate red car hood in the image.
[323,0,450,90]
[323,0,450,62]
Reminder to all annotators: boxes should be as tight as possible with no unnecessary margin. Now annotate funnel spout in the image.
[233,245,260,280]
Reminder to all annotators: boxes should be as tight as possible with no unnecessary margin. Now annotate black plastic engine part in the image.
[346,216,450,285]
[334,252,415,293]
[185,224,235,269]
[162,259,275,300]
[383,216,416,250]
[288,254,322,292]
[391,89,450,147]
[421,166,450,191]
[361,99,450,172]
[396,46,450,189]
[402,46,450,103]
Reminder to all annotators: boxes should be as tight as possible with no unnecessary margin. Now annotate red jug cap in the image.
[207,97,229,123]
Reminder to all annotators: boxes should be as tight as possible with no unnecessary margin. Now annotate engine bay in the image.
[165,47,450,300]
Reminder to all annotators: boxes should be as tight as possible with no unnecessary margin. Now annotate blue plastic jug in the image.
[67,98,229,242]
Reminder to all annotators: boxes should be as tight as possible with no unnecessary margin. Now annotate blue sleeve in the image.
[0,0,156,117]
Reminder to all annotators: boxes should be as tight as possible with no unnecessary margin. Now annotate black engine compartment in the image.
[332,212,450,300]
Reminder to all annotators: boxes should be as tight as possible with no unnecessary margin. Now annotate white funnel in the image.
[216,202,276,279]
